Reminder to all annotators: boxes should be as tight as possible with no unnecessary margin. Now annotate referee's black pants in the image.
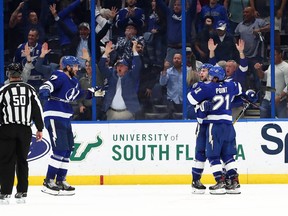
[0,124,32,195]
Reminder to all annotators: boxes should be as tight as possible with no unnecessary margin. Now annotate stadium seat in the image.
[144,112,169,120]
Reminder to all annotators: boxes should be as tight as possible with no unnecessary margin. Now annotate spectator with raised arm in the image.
[159,53,184,119]
[49,3,117,70]
[115,0,145,36]
[234,6,270,96]
[13,28,46,90]
[98,41,142,120]
[223,0,249,34]
[8,1,26,61]
[194,15,215,63]
[50,0,86,55]
[208,20,239,63]
[209,38,249,118]
[145,0,167,67]
[112,23,144,67]
[34,42,59,80]
[254,47,288,118]
[198,0,229,32]
[249,0,287,46]
[156,0,197,65]
[21,0,49,43]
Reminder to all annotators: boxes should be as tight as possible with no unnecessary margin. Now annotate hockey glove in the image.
[245,89,258,103]
[87,86,106,97]
[199,100,213,112]
[39,88,50,101]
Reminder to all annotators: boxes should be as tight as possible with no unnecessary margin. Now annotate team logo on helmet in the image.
[209,66,226,81]
[61,56,80,68]
[199,63,213,71]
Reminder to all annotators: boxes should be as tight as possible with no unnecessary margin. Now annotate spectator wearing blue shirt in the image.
[53,0,85,55]
[13,28,45,90]
[159,53,183,119]
[115,0,145,36]
[156,0,197,65]
[198,0,229,33]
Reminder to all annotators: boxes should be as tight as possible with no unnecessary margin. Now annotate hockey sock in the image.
[192,159,205,181]
[208,157,223,181]
[56,157,69,182]
[222,155,238,179]
[46,154,64,180]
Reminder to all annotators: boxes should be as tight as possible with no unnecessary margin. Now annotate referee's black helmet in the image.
[6,63,22,77]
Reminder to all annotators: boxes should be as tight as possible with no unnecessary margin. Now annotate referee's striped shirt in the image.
[0,81,44,131]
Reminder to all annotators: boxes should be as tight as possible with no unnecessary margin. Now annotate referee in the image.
[0,63,44,204]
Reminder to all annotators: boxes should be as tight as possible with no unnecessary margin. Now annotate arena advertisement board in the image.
[29,121,288,184]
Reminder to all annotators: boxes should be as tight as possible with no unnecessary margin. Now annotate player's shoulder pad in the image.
[50,70,65,80]
[192,82,199,89]
[203,81,211,84]
[50,74,58,81]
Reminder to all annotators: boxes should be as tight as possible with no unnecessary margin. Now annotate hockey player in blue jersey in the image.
[38,56,103,196]
[188,65,242,195]
[190,63,213,194]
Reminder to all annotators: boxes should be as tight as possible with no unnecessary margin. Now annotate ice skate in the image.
[15,192,27,204]
[0,194,11,205]
[191,180,206,194]
[226,177,241,194]
[56,181,75,196]
[41,179,60,195]
[209,179,226,195]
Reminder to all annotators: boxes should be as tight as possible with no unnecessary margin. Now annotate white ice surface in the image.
[1,185,287,215]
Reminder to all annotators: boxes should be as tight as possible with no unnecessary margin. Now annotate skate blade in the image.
[15,198,26,204]
[209,188,226,195]
[191,188,206,194]
[41,187,60,196]
[0,200,10,205]
[226,189,241,194]
[58,190,75,196]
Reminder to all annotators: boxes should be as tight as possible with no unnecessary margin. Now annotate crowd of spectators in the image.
[3,0,288,120]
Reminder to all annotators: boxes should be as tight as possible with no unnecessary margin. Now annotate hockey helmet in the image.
[209,65,226,81]
[61,56,80,68]
[6,62,22,77]
[199,63,213,71]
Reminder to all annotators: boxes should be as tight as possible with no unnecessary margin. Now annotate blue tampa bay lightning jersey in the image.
[40,70,85,120]
[187,80,242,124]
[189,81,208,124]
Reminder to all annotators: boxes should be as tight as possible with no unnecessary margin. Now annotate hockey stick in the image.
[49,96,75,104]
[49,87,107,103]
[261,86,276,92]
[233,102,250,125]
[233,96,266,125]
[240,97,266,111]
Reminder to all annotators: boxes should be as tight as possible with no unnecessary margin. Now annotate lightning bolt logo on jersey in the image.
[40,70,85,120]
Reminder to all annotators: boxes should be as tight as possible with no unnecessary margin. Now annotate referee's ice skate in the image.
[15,192,27,204]
[0,194,11,205]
